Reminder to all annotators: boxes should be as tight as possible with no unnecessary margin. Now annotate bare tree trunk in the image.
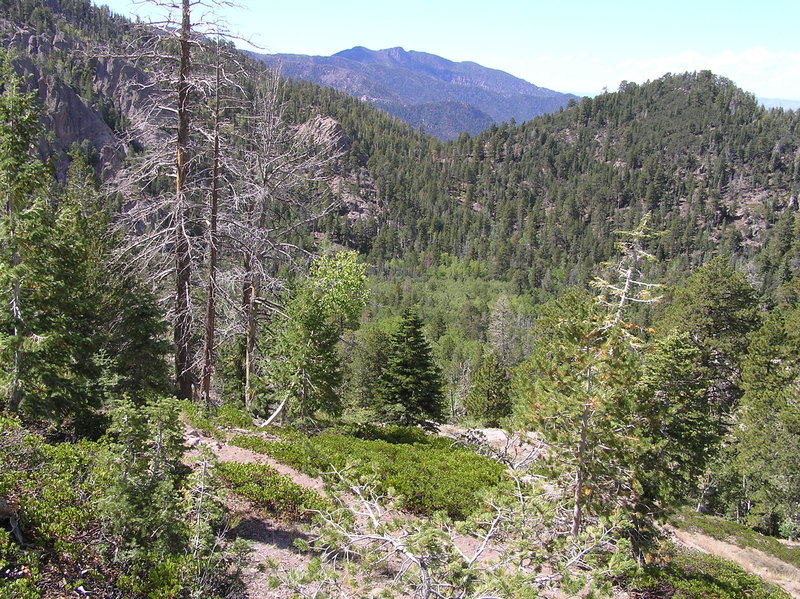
[174,0,194,399]
[243,260,259,408]
[200,53,221,406]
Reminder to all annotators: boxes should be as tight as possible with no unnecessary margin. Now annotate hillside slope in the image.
[2,0,798,302]
[251,46,577,139]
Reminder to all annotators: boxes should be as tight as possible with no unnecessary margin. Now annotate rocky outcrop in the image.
[0,22,148,178]
[297,114,352,153]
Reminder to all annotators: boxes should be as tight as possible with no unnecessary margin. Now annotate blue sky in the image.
[94,0,800,100]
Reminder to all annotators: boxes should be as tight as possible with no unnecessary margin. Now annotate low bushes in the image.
[229,426,506,519]
[671,508,800,570]
[627,543,790,598]
[215,461,328,521]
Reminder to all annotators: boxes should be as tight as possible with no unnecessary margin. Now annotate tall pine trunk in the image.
[200,55,221,406]
[174,0,194,399]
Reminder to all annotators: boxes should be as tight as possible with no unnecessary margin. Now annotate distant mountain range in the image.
[249,46,578,139]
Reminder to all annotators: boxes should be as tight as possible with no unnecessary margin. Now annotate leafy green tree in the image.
[464,351,511,426]
[375,307,445,430]
[257,251,367,422]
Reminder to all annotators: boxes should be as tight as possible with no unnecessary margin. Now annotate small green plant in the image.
[180,401,256,439]
[627,543,790,598]
[215,461,328,521]
[671,508,800,570]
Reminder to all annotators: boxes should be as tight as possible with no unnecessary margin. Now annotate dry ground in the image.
[186,425,800,598]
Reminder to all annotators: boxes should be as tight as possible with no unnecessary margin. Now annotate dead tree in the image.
[220,70,344,407]
[106,0,239,400]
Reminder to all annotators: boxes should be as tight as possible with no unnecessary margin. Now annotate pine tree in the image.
[520,289,641,537]
[375,308,444,430]
[0,51,48,413]
[464,351,511,426]
[635,332,718,507]
[660,256,762,414]
[734,304,800,536]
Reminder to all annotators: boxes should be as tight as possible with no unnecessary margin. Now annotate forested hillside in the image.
[1,0,799,598]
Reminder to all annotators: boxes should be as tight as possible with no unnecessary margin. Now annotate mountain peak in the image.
[254,47,577,139]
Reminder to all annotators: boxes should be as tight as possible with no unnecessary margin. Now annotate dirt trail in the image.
[671,526,800,598]
[188,425,800,599]
[186,428,325,597]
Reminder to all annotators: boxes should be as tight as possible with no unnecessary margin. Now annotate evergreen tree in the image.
[734,304,800,537]
[0,51,48,413]
[375,307,445,430]
[519,289,641,537]
[464,351,511,426]
[659,256,762,415]
[635,332,718,507]
[341,322,393,414]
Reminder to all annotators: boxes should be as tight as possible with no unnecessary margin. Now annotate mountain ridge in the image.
[250,46,577,139]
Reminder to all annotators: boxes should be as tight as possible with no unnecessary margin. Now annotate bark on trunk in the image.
[200,55,221,406]
[243,260,259,408]
[174,0,194,399]
[571,369,592,538]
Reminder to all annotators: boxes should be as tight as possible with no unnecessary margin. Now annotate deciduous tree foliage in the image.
[257,251,367,422]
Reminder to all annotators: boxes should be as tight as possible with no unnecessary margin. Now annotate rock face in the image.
[297,115,352,153]
[0,23,139,178]
[251,46,578,139]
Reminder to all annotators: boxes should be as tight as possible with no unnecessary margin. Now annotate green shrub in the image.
[627,544,789,598]
[1,408,242,598]
[215,461,328,521]
[229,428,506,519]
[215,403,255,429]
[180,400,225,439]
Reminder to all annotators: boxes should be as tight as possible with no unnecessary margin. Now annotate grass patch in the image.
[215,461,328,522]
[180,401,258,439]
[229,426,507,520]
[627,543,790,598]
[671,508,800,570]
